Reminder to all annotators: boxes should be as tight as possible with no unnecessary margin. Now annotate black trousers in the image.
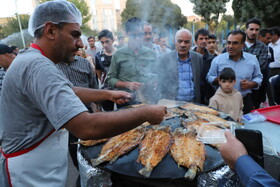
[243,93,255,114]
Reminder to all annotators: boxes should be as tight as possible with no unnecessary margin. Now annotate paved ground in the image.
[66,152,80,187]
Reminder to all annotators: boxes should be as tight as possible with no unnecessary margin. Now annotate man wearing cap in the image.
[0,1,166,186]
[0,44,16,96]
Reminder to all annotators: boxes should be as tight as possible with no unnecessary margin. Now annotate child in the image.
[209,67,243,122]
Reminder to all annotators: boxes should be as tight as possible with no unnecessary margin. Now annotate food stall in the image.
[77,101,248,187]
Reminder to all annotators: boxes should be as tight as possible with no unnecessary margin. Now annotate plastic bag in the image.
[242,111,266,123]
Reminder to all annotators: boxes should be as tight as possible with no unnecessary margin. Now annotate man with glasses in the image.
[107,17,156,107]
[207,30,263,114]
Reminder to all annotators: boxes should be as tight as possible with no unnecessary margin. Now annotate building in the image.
[87,0,127,33]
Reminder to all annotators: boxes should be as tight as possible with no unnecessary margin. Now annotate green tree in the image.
[189,0,230,33]
[232,0,280,27]
[0,14,30,38]
[121,0,187,32]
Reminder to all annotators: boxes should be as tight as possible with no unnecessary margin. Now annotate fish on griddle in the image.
[137,125,172,177]
[91,125,145,166]
[180,103,219,115]
[193,112,231,128]
[170,128,206,180]
[74,138,108,146]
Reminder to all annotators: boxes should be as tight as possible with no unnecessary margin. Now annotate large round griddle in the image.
[80,116,225,179]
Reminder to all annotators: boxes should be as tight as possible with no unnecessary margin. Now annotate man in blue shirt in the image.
[207,30,263,114]
[219,131,280,187]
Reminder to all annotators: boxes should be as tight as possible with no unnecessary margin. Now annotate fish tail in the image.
[109,155,119,164]
[90,158,103,167]
[184,166,197,180]
[139,167,152,177]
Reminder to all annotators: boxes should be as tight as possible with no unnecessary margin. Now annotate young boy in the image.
[209,67,243,122]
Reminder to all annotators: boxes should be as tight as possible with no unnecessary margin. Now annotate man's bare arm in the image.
[73,87,131,104]
[63,105,167,140]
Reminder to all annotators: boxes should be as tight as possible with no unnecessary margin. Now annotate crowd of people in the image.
[0,0,279,187]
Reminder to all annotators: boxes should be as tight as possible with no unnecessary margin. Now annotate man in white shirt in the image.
[268,26,280,77]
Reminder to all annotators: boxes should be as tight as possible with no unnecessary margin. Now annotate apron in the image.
[0,129,69,187]
[0,44,69,186]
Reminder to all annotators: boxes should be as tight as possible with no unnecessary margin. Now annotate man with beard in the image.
[157,29,203,103]
[207,30,263,114]
[142,22,160,57]
[0,2,166,186]
[193,28,215,104]
[244,18,268,109]
[107,17,157,107]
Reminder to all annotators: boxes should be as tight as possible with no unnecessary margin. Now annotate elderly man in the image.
[207,30,263,114]
[0,44,16,96]
[157,29,203,103]
[0,1,166,186]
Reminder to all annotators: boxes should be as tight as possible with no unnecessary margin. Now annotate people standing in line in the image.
[95,29,117,111]
[268,26,280,77]
[192,28,215,105]
[209,67,243,122]
[0,44,16,96]
[243,18,268,109]
[207,30,263,114]
[142,22,161,57]
[107,17,157,107]
[0,2,166,186]
[207,34,220,57]
[156,29,203,103]
[85,36,101,66]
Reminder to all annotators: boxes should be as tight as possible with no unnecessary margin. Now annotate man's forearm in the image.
[73,87,111,103]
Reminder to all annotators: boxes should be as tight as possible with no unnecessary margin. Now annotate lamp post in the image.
[15,0,26,48]
[192,19,195,46]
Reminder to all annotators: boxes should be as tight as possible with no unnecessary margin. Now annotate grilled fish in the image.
[91,126,145,166]
[74,138,108,146]
[137,125,172,177]
[180,103,219,115]
[171,128,206,180]
[193,112,230,128]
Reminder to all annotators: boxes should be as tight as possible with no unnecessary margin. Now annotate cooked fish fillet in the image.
[91,126,145,166]
[194,112,230,128]
[137,125,172,177]
[74,138,108,146]
[180,103,219,115]
[171,128,206,180]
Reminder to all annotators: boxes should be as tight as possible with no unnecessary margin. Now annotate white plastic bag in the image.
[242,111,266,123]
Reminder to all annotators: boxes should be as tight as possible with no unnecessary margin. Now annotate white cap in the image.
[28,0,82,37]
